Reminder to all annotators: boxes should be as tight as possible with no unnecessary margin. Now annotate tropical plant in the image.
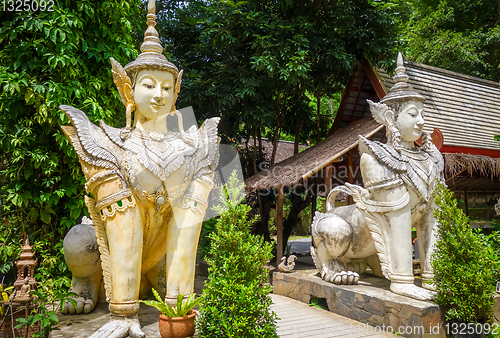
[431,181,499,323]
[196,171,278,337]
[0,0,142,285]
[140,289,202,318]
[0,277,14,316]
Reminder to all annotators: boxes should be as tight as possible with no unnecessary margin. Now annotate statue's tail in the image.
[325,185,355,211]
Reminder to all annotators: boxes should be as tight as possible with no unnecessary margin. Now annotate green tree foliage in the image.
[432,182,500,322]
[196,172,278,337]
[158,0,403,154]
[403,0,500,81]
[0,1,141,281]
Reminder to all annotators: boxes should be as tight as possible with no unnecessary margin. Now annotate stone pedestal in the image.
[1,302,39,338]
[273,269,445,338]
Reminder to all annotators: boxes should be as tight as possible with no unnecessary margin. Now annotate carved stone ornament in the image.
[310,53,444,301]
[10,237,37,303]
[59,1,220,337]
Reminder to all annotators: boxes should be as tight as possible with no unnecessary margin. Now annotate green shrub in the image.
[432,182,499,323]
[196,172,278,337]
[198,217,217,260]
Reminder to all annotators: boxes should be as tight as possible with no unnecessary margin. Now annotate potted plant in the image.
[431,182,499,338]
[140,289,202,338]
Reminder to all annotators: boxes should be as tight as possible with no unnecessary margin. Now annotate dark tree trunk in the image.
[251,192,272,242]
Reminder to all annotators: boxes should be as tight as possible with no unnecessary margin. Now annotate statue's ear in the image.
[384,110,395,125]
[123,82,133,103]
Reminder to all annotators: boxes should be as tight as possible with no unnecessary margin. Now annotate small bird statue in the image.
[278,254,297,273]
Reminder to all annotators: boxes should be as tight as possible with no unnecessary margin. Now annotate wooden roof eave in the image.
[244,118,383,192]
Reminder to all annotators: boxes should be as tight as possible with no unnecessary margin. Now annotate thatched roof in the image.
[244,138,308,164]
[444,153,500,192]
[244,117,383,191]
[445,153,500,180]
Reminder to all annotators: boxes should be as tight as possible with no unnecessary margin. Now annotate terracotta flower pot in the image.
[159,310,196,338]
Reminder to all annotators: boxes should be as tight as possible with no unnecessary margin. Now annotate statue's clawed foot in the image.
[422,281,436,291]
[61,275,99,314]
[62,296,95,314]
[320,266,359,285]
[390,282,436,301]
[89,316,145,338]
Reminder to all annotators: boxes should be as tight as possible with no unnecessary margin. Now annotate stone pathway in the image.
[50,294,395,337]
[271,294,396,337]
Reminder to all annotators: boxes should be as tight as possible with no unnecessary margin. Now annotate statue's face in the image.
[133,69,174,121]
[395,100,425,142]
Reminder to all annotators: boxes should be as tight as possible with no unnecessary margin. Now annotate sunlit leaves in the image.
[0,0,142,281]
[403,0,500,81]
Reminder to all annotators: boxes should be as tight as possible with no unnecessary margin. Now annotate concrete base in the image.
[273,269,445,338]
[50,302,162,338]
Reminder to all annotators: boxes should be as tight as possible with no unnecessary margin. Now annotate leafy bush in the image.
[0,0,142,285]
[432,182,499,323]
[13,277,76,338]
[197,217,217,261]
[196,172,278,337]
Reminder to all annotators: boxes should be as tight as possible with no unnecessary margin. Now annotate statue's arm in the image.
[180,116,221,215]
[360,153,407,202]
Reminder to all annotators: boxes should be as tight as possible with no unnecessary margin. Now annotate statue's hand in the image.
[89,316,144,338]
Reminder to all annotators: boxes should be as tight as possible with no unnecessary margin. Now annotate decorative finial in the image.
[380,52,425,105]
[391,52,410,92]
[124,0,179,79]
[140,0,163,55]
[148,0,155,13]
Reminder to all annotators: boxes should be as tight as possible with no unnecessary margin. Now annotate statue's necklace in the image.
[399,147,429,161]
[149,131,165,141]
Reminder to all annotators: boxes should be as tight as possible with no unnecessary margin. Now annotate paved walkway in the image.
[271,294,396,338]
[49,294,395,337]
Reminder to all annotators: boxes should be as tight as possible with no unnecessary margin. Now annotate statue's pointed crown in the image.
[124,0,179,80]
[380,53,424,105]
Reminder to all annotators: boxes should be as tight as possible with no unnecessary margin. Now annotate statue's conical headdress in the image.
[380,53,424,106]
[124,0,179,81]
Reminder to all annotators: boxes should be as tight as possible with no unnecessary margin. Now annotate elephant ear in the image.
[367,100,389,126]
[110,57,133,106]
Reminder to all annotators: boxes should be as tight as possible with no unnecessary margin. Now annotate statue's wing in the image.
[60,105,121,172]
[358,136,407,171]
[367,100,389,126]
[100,120,124,147]
[193,117,221,178]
